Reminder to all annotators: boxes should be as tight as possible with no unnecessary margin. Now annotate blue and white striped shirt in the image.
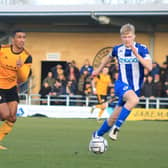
[111,42,151,91]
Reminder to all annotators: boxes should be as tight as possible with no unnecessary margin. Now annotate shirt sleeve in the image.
[24,55,32,64]
[139,45,151,60]
[111,46,117,58]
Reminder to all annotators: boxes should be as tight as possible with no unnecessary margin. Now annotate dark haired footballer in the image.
[0,30,32,150]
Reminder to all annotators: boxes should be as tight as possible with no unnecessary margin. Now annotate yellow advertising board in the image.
[127,108,168,120]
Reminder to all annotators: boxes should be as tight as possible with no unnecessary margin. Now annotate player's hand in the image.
[91,70,99,78]
[92,88,97,95]
[130,44,138,56]
[16,58,23,68]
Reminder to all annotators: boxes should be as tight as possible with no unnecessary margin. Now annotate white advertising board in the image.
[17,105,114,119]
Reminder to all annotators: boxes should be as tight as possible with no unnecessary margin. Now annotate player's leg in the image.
[90,95,107,120]
[90,95,100,114]
[0,101,18,150]
[115,90,139,126]
[0,103,10,150]
[0,101,17,141]
[0,86,19,144]
[0,101,18,139]
[108,105,122,125]
[92,80,136,138]
[109,90,139,140]
[0,103,10,121]
[0,103,11,140]
[93,105,122,137]
[97,102,107,121]
[7,101,18,123]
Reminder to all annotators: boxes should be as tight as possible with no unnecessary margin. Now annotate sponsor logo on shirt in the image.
[119,57,138,64]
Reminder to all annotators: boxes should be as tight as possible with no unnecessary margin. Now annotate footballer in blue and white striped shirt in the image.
[92,23,152,141]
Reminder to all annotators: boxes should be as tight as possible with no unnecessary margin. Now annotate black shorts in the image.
[0,86,19,104]
[97,95,107,104]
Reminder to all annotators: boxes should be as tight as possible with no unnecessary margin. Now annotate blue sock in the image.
[97,120,112,136]
[115,107,131,128]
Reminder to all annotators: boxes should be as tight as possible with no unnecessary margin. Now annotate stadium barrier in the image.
[17,105,168,120]
[19,94,168,109]
[17,94,168,120]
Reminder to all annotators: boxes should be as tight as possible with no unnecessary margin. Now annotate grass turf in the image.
[0,118,168,168]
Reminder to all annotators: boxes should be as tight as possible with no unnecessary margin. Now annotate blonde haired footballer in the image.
[91,23,152,141]
[0,29,32,150]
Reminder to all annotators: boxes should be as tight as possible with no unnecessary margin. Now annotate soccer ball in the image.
[89,136,108,154]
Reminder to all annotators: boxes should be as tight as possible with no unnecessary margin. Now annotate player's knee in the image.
[1,113,10,120]
[11,116,17,123]
[8,115,17,123]
[131,96,139,106]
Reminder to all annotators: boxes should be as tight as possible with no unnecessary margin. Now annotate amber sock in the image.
[0,121,14,141]
[97,109,105,119]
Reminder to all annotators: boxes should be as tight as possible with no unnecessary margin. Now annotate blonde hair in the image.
[120,23,135,35]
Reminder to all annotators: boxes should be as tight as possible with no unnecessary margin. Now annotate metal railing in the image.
[19,93,168,109]
[0,0,167,6]
[18,76,35,94]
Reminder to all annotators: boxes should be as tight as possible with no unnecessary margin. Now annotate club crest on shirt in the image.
[123,86,128,91]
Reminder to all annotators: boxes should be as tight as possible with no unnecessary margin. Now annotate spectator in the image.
[107,58,118,81]
[141,75,154,98]
[84,82,92,96]
[65,80,77,106]
[161,80,168,108]
[42,71,56,88]
[39,82,51,105]
[57,73,66,87]
[160,61,168,83]
[141,75,156,108]
[71,60,77,67]
[80,59,93,76]
[65,62,80,82]
[144,68,150,77]
[49,80,66,105]
[66,80,76,96]
[78,69,90,95]
[153,74,163,97]
[83,81,93,106]
[162,80,168,97]
[150,62,160,77]
[112,71,118,84]
[108,87,116,108]
[51,64,63,79]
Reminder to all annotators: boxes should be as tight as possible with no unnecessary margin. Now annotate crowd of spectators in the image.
[39,58,168,105]
[141,61,168,98]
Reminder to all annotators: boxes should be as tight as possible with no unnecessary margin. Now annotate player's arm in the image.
[91,77,97,94]
[107,75,113,87]
[130,45,152,71]
[17,55,32,83]
[93,56,112,76]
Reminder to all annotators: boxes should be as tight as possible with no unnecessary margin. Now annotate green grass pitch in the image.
[0,118,168,168]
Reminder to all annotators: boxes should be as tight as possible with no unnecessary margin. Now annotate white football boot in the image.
[109,125,119,141]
